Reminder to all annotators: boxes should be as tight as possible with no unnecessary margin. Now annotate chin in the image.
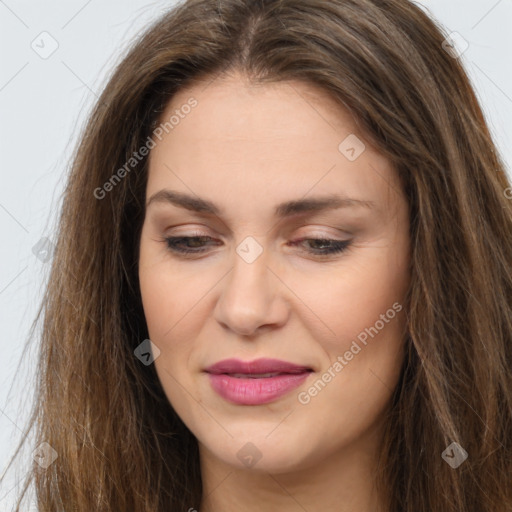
[200,430,318,474]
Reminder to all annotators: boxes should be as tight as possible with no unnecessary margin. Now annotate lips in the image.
[204,358,313,376]
[204,358,313,405]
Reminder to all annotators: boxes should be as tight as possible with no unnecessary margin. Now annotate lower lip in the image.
[206,372,311,405]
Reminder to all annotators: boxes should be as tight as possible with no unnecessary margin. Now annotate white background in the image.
[1,1,511,509]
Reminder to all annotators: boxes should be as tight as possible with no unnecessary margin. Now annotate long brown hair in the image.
[3,0,512,510]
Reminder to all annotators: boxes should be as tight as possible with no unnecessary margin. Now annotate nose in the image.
[213,241,290,337]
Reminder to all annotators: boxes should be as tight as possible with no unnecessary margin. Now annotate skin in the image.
[138,70,411,512]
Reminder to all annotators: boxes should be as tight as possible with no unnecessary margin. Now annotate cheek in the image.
[139,270,178,338]
[138,238,198,341]
[138,261,200,414]
[138,245,212,379]
[296,265,406,440]
[139,267,201,372]
[323,254,407,409]
[299,245,408,357]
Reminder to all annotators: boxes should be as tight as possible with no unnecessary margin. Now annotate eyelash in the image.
[161,233,352,258]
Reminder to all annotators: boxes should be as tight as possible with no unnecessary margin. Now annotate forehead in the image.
[159,72,358,145]
[146,73,402,221]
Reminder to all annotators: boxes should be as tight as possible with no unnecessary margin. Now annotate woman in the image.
[3,0,512,510]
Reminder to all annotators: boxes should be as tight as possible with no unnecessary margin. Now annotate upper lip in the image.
[204,358,313,375]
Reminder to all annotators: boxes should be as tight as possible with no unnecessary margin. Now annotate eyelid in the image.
[294,227,352,238]
[163,231,351,245]
[164,222,353,238]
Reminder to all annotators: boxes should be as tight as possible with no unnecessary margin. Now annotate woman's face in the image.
[138,72,411,474]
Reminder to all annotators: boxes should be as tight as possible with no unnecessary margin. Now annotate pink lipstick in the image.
[204,358,313,405]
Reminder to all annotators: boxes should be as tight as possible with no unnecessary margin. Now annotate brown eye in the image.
[288,238,352,256]
[162,235,352,258]
[163,236,217,254]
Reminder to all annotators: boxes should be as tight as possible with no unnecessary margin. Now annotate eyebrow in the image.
[145,189,376,217]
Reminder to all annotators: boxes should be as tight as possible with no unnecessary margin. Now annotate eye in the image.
[288,237,352,256]
[162,235,220,255]
[160,233,352,258]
